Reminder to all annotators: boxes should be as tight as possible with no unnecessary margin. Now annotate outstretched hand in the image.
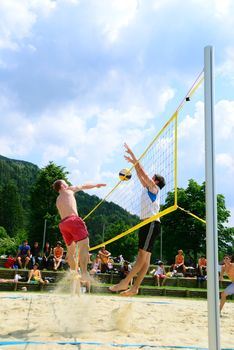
[124,155,134,164]
[96,183,106,188]
[124,142,137,164]
[124,142,132,155]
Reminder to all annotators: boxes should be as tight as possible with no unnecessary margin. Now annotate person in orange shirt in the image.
[174,249,186,274]
[98,246,111,273]
[198,255,207,276]
[53,241,64,270]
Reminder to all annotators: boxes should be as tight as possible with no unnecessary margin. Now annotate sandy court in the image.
[0,290,233,350]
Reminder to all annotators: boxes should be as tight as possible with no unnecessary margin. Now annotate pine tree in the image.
[29,162,69,247]
[0,181,24,236]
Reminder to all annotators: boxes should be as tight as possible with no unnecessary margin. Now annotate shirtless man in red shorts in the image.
[53,179,106,282]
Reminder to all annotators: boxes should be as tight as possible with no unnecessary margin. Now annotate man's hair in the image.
[154,174,166,189]
[53,180,63,192]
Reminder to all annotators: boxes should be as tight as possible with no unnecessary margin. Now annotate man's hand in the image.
[96,184,106,188]
[124,143,137,163]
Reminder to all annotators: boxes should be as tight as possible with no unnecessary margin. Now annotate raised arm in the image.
[68,183,106,193]
[124,143,157,192]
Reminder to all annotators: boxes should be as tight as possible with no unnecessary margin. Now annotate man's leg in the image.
[120,252,151,296]
[156,275,160,287]
[66,242,76,270]
[220,291,227,312]
[77,237,90,280]
[109,249,150,292]
[17,257,22,269]
[25,257,30,268]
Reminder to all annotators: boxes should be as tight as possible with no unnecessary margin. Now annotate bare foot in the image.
[120,288,139,297]
[81,273,94,284]
[109,281,129,292]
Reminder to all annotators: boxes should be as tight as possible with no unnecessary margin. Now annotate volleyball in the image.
[119,168,132,181]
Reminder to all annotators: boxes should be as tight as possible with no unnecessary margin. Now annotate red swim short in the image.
[59,215,89,246]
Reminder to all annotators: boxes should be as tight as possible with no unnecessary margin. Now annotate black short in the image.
[138,221,161,253]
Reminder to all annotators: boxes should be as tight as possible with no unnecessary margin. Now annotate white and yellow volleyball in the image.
[119,168,132,181]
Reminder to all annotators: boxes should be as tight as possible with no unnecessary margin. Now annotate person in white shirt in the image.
[154,262,167,287]
[109,143,165,296]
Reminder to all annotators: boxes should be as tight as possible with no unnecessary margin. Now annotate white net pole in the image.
[204,45,221,350]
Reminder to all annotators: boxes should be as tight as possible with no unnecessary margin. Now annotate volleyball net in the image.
[84,71,204,251]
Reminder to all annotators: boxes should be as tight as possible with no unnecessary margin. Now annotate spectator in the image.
[98,246,111,273]
[31,241,42,267]
[42,242,53,270]
[90,256,101,275]
[53,241,64,270]
[115,255,124,264]
[5,256,17,269]
[186,252,196,268]
[119,260,132,280]
[16,240,31,269]
[220,255,234,313]
[27,263,48,285]
[174,249,186,274]
[198,255,207,276]
[154,262,167,286]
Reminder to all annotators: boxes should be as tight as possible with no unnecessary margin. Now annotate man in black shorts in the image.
[109,143,165,296]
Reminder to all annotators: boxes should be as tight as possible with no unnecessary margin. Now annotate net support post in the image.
[204,45,220,350]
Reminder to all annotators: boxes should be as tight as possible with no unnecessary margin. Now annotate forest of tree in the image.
[0,156,139,261]
[0,155,233,263]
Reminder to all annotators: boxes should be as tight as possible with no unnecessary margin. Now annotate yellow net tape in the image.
[90,205,178,251]
[177,206,206,224]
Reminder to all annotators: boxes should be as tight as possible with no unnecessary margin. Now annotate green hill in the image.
[0,156,139,260]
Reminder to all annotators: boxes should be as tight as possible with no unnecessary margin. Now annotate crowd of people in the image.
[4,240,67,272]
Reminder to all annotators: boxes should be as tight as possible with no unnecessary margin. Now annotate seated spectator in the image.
[31,241,42,268]
[42,242,53,270]
[16,240,31,269]
[53,241,64,270]
[90,256,101,275]
[154,262,168,286]
[27,263,48,285]
[186,252,196,268]
[198,255,207,276]
[61,250,68,270]
[115,254,124,264]
[119,260,132,280]
[173,249,186,274]
[5,256,17,269]
[98,246,111,273]
[107,258,114,271]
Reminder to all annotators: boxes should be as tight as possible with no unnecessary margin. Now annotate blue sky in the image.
[0,0,234,226]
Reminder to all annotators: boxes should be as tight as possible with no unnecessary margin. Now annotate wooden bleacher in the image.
[0,258,232,299]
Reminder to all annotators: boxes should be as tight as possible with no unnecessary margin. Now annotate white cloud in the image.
[1,0,234,220]
[0,0,55,50]
[96,0,138,43]
[217,47,234,84]
[215,100,234,139]
[216,153,234,173]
